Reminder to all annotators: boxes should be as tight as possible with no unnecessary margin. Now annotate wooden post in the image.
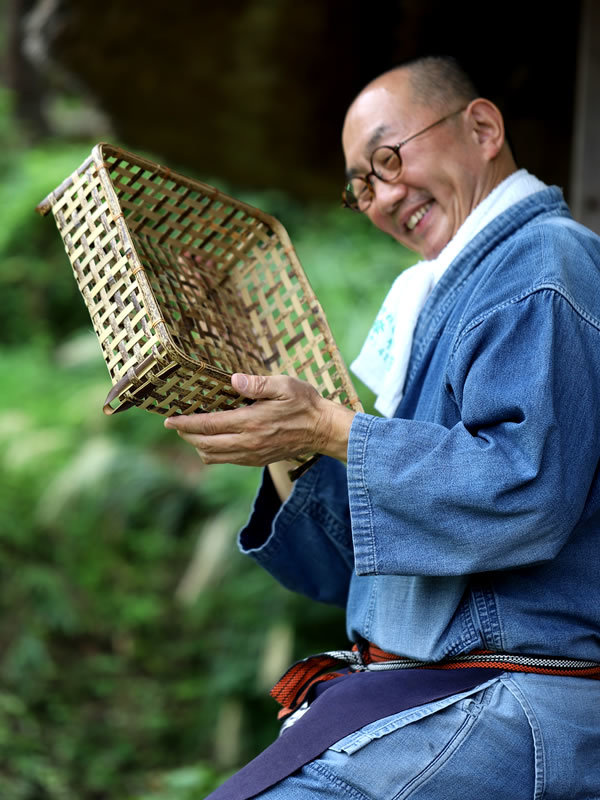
[571,0,600,233]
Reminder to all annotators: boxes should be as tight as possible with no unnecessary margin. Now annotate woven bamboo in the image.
[36,143,362,434]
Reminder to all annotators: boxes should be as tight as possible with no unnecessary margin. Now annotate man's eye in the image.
[374,148,400,176]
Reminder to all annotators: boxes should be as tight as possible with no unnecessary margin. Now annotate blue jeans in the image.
[256,674,600,799]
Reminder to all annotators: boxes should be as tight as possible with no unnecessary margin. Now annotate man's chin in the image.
[403,220,450,261]
[420,230,452,261]
[390,225,448,261]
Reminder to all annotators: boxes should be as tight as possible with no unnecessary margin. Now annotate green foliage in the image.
[0,89,21,174]
[132,764,231,800]
[0,140,97,345]
[0,133,416,798]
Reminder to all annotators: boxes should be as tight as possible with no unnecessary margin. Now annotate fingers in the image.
[165,403,296,464]
[231,373,290,401]
[181,432,247,465]
[175,429,290,467]
[163,383,279,434]
[164,408,244,435]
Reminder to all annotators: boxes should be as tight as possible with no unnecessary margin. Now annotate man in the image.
[166,57,600,799]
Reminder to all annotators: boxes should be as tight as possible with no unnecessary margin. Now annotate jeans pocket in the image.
[390,703,481,800]
[327,678,496,756]
[316,682,497,800]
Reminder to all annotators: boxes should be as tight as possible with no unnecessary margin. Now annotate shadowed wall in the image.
[11,0,581,199]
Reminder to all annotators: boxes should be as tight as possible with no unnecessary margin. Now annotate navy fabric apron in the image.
[205,666,501,800]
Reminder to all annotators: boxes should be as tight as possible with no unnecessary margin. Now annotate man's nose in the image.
[370,176,408,213]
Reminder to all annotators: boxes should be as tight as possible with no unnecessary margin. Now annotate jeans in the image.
[255,674,600,800]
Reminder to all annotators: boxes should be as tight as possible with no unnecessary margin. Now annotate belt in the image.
[271,642,600,719]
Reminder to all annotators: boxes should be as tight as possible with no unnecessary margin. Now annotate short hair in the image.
[364,57,516,162]
[398,56,480,111]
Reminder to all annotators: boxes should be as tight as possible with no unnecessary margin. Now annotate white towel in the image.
[350,169,547,417]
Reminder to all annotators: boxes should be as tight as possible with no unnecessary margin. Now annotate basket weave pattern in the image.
[37,144,361,420]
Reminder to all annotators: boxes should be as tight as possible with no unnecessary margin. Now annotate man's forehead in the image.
[342,83,415,167]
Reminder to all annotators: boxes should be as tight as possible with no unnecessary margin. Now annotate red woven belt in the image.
[271,642,600,719]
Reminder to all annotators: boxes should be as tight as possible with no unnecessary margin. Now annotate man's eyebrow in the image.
[366,124,392,152]
[345,124,393,181]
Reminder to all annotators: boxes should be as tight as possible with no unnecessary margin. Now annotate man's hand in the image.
[163,373,355,467]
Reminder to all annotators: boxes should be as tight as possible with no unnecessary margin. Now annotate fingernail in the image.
[233,373,248,391]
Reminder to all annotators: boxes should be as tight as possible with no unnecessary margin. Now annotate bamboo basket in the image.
[36,143,361,470]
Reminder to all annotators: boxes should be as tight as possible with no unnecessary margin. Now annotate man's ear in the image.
[466,98,505,160]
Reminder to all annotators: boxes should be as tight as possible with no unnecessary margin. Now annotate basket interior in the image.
[105,147,345,399]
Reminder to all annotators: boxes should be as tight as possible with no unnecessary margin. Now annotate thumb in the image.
[231,373,282,400]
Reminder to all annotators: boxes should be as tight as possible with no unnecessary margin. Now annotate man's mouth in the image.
[405,201,433,231]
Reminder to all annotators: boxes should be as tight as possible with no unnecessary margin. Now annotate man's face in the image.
[342,81,487,261]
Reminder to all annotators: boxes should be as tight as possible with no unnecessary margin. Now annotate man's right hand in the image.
[163,372,355,475]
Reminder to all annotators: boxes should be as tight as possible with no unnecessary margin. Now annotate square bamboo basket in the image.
[36,142,362,433]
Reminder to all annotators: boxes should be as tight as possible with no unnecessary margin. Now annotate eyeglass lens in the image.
[344,146,403,211]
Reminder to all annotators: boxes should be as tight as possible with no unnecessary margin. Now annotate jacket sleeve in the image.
[238,455,354,606]
[348,287,600,576]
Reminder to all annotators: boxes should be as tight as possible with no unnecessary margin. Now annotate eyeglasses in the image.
[342,106,467,213]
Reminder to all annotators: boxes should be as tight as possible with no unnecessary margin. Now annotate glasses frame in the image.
[342,106,468,212]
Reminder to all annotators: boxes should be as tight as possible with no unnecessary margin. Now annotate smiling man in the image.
[341,66,516,259]
[167,57,600,800]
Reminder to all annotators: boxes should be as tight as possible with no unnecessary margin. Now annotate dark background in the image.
[7,0,582,198]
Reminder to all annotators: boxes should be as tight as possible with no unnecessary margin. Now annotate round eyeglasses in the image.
[342,106,467,213]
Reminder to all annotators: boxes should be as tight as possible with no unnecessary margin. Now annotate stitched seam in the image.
[304,498,350,549]
[453,284,600,358]
[356,414,377,573]
[501,676,546,800]
[305,760,371,800]
[269,464,322,538]
[472,581,505,651]
[363,574,377,641]
[408,273,473,385]
[391,710,478,800]
[333,677,502,749]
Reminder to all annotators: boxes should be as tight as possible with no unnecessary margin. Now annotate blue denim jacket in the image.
[239,187,600,664]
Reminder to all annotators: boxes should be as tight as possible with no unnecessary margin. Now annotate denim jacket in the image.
[239,187,600,664]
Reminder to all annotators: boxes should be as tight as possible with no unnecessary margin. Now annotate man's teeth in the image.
[406,202,433,231]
